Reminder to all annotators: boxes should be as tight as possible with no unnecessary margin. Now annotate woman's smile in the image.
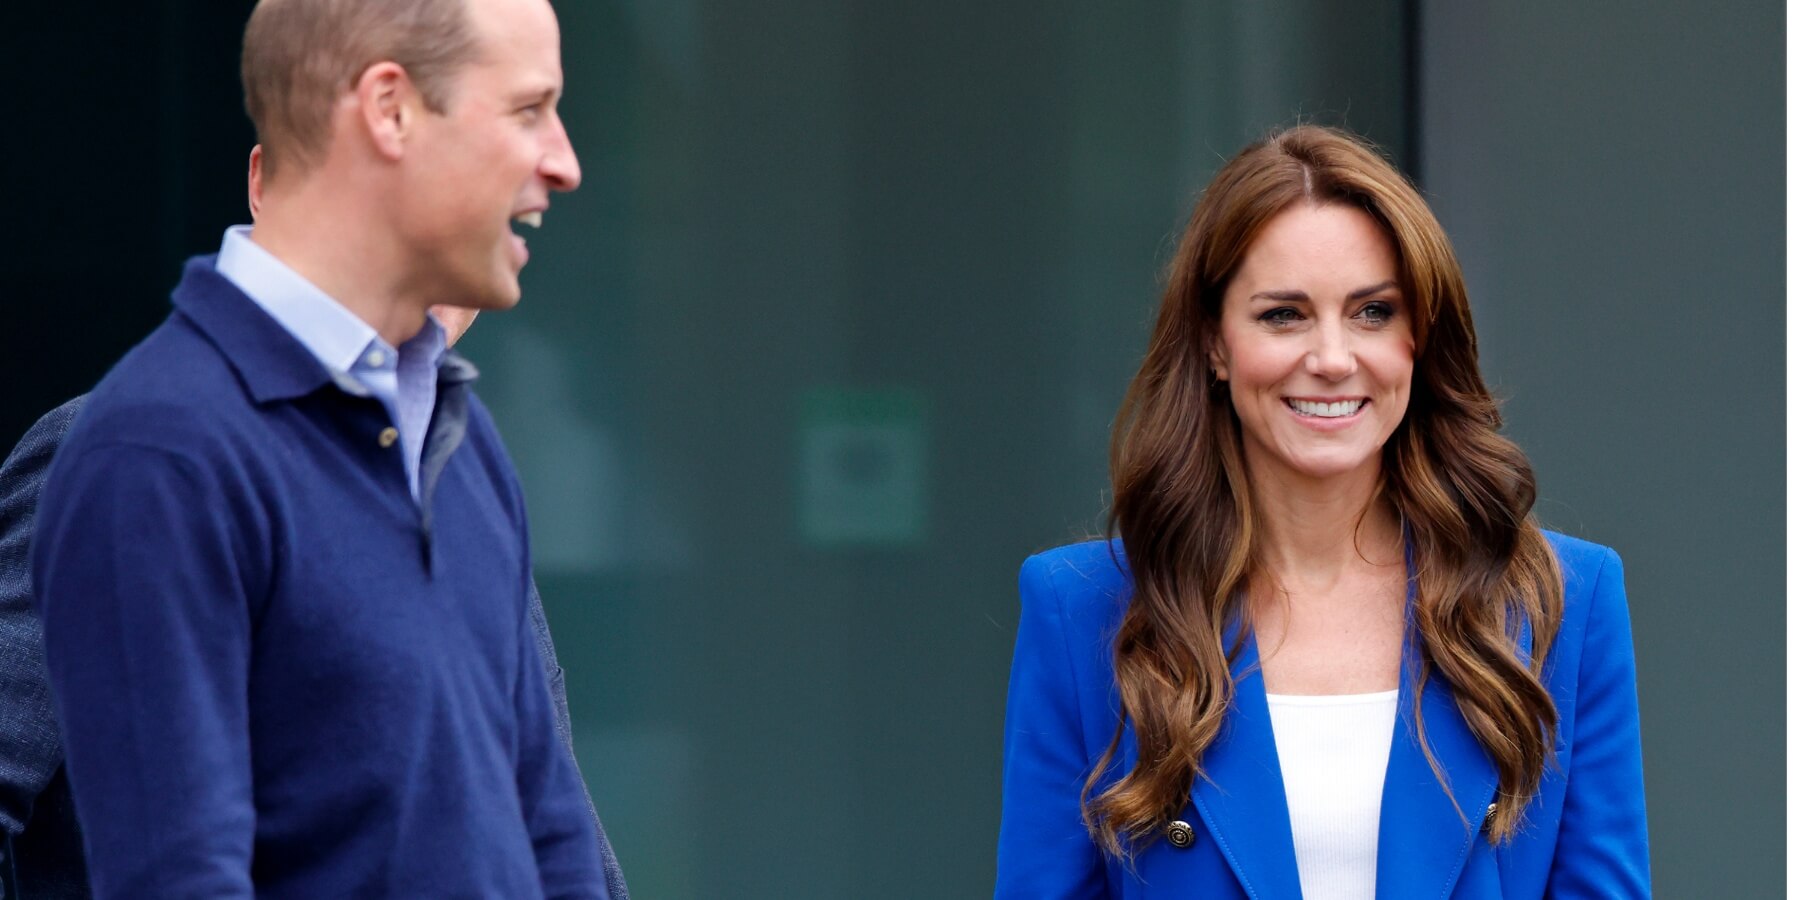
[1213,203,1415,484]
[1284,396,1371,427]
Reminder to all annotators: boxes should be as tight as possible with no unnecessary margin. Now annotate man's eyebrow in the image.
[512,85,560,106]
[1348,280,1399,300]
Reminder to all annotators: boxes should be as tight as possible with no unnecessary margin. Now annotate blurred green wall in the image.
[2,1,1780,896]
[459,2,1407,895]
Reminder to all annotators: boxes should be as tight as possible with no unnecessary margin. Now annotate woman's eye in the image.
[1355,302,1395,323]
[1258,307,1302,324]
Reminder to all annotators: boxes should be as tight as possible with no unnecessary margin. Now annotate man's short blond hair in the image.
[241,0,481,180]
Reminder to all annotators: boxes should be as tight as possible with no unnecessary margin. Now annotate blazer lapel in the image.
[1190,627,1306,900]
[1372,629,1499,899]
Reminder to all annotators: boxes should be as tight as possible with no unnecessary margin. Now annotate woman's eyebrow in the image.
[1249,289,1309,302]
[1248,281,1396,303]
[1348,280,1399,300]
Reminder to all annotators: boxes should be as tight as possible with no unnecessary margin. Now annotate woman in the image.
[995,126,1649,899]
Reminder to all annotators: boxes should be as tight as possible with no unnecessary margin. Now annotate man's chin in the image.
[468,277,524,312]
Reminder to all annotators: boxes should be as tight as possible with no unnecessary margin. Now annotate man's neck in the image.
[248,198,431,348]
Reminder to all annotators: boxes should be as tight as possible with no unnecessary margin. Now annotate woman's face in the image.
[1212,202,1414,487]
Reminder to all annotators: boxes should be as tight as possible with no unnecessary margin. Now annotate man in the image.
[0,140,633,900]
[0,313,625,899]
[0,157,626,890]
[30,0,616,895]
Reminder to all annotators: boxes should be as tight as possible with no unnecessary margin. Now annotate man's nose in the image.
[541,113,582,192]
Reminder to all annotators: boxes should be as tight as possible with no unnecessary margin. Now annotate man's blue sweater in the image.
[30,258,606,897]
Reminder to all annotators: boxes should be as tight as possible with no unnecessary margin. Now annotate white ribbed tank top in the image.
[1265,689,1399,900]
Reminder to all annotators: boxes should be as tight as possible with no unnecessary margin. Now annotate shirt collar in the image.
[167,256,482,406]
[399,314,450,373]
[214,224,388,375]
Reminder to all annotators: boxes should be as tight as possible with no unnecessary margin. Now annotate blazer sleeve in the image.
[1547,547,1652,896]
[526,577,630,899]
[0,400,82,850]
[500,481,606,898]
[512,589,609,898]
[995,554,1108,899]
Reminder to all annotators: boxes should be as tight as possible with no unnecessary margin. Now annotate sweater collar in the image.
[169,255,478,405]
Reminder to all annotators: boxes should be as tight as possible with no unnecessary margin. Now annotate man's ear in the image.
[354,62,417,162]
[247,144,264,219]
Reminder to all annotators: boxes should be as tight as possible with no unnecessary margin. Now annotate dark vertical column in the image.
[0,0,254,446]
[1419,2,1783,894]
[1399,0,1422,181]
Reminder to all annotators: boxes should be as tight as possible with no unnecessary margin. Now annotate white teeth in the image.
[1287,399,1365,418]
[513,211,542,229]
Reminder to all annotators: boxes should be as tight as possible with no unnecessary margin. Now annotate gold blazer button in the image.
[1165,820,1195,850]
[378,427,400,449]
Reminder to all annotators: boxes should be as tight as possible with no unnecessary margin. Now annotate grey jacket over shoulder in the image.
[0,397,628,899]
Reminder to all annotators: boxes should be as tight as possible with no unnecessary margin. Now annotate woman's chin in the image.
[1256,448,1385,486]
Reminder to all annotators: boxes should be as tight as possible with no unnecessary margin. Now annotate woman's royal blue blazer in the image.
[995,531,1650,899]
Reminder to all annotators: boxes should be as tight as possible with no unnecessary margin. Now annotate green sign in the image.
[797,387,928,547]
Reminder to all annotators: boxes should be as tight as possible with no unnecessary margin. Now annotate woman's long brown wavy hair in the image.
[1089,125,1563,855]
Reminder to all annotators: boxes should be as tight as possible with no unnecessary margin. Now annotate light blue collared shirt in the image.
[214,225,447,501]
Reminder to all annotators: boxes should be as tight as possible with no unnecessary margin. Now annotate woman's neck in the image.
[1246,459,1403,588]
